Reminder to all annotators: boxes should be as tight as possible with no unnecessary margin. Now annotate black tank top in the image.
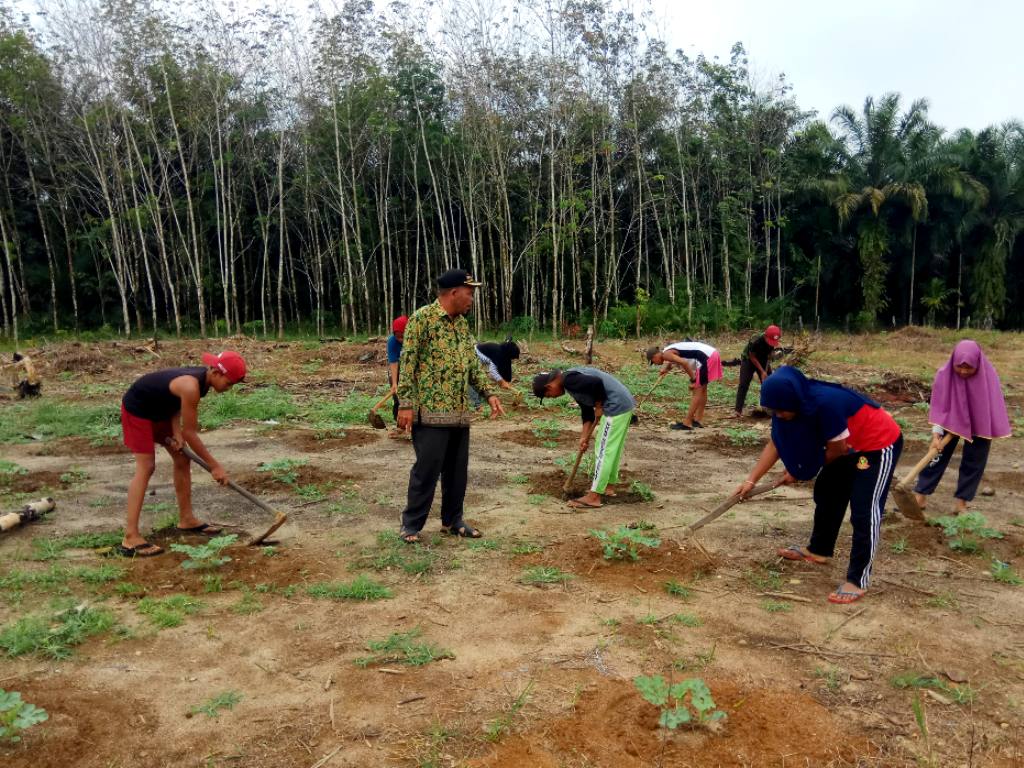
[122,367,209,421]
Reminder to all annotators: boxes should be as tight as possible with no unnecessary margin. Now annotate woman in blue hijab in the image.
[735,367,903,604]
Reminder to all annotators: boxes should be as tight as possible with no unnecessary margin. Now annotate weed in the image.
[664,580,692,599]
[628,480,654,502]
[261,546,277,557]
[520,566,573,585]
[0,460,28,478]
[890,538,908,554]
[137,595,203,629]
[256,458,307,485]
[152,513,178,533]
[671,613,701,627]
[930,512,1002,553]
[200,386,296,429]
[0,605,115,659]
[555,450,595,477]
[814,666,845,693]
[169,534,237,570]
[745,565,783,591]
[0,689,48,743]
[201,575,223,593]
[58,531,123,550]
[355,629,453,667]
[601,617,621,628]
[72,564,125,585]
[761,600,792,613]
[59,468,89,485]
[590,526,660,561]
[633,675,725,728]
[723,427,761,447]
[637,614,660,625]
[27,538,64,562]
[295,483,328,501]
[991,559,1023,585]
[466,539,500,552]
[509,541,543,555]
[507,473,529,485]
[911,693,936,767]
[924,592,958,609]
[87,497,114,508]
[368,532,437,575]
[231,590,263,616]
[629,519,657,530]
[526,494,547,505]
[306,575,393,601]
[302,392,380,429]
[114,582,145,597]
[0,565,70,594]
[484,681,534,742]
[189,691,243,718]
[891,671,977,704]
[531,418,562,447]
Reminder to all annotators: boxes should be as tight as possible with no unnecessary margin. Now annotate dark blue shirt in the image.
[386,334,403,364]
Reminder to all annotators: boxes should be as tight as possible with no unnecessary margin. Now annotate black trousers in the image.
[913,435,991,502]
[400,425,470,534]
[735,360,767,413]
[808,435,902,590]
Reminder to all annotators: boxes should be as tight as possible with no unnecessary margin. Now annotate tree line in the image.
[0,0,1021,343]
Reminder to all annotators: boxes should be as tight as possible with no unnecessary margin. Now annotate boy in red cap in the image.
[734,325,782,417]
[117,351,247,557]
[386,316,408,437]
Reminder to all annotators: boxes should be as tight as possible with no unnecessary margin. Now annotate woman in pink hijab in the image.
[914,340,1012,514]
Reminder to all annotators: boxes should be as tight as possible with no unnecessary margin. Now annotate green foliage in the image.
[56,530,123,550]
[590,526,660,561]
[891,672,977,704]
[509,541,543,555]
[306,575,393,601]
[200,386,297,429]
[990,559,1023,585]
[72,564,124,585]
[889,537,908,554]
[256,458,307,485]
[760,600,792,613]
[520,566,573,585]
[137,595,203,628]
[814,666,845,693]
[664,580,692,599]
[231,589,263,615]
[628,480,654,501]
[0,689,48,743]
[59,468,89,484]
[530,418,562,447]
[0,605,115,658]
[507,473,529,485]
[633,675,725,729]
[368,531,437,575]
[354,629,453,668]
[930,512,1002,553]
[722,427,762,447]
[189,691,242,718]
[484,681,534,742]
[0,460,28,478]
[169,535,237,570]
[0,401,120,445]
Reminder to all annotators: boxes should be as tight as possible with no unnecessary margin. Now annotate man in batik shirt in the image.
[396,269,505,542]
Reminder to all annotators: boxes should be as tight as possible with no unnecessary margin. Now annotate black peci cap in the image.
[437,269,482,289]
[532,370,561,400]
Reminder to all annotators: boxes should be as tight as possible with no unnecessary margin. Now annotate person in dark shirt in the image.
[118,351,247,557]
[532,367,635,509]
[386,315,408,436]
[734,325,781,417]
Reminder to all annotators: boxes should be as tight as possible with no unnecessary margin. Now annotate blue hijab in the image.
[760,366,879,480]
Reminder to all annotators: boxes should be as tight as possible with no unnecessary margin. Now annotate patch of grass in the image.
[367,531,437,575]
[59,531,124,550]
[555,450,596,477]
[664,580,692,599]
[114,582,145,597]
[355,629,454,668]
[890,538,908,554]
[466,539,500,552]
[256,458,307,485]
[991,559,1023,585]
[0,605,115,659]
[0,565,71,594]
[137,595,203,629]
[745,564,783,591]
[59,468,89,485]
[152,512,178,533]
[0,400,121,445]
[723,427,761,447]
[200,386,297,429]
[0,460,28,479]
[601,617,621,628]
[531,418,562,447]
[891,671,977,705]
[507,473,529,485]
[302,392,380,430]
[27,538,64,562]
[484,681,534,742]
[306,575,393,601]
[295,483,328,501]
[670,613,701,627]
[637,614,660,625]
[526,494,548,505]
[761,600,793,613]
[509,541,543,555]
[628,480,654,502]
[72,564,125,585]
[231,589,263,615]
[188,690,243,718]
[814,666,845,693]
[924,592,958,609]
[520,566,573,585]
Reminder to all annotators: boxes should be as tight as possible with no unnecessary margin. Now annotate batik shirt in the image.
[397,300,492,426]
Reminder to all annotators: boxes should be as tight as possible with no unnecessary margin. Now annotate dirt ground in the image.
[1,329,1023,767]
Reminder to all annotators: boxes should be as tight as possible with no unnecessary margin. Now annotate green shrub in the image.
[633,675,725,728]
[590,526,660,561]
[0,689,48,743]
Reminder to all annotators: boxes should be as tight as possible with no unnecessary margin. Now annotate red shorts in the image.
[121,404,174,454]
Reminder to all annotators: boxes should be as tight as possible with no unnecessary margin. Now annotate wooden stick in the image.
[369,391,393,414]
[563,447,585,494]
[398,695,426,705]
[757,592,812,604]
[680,481,779,537]
[824,606,867,643]
[308,746,342,768]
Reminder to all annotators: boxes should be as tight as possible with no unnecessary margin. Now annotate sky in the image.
[646,0,1022,131]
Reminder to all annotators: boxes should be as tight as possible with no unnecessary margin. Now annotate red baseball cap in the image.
[765,325,782,347]
[392,315,409,334]
[202,350,247,383]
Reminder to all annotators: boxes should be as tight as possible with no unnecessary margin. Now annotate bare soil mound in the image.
[696,432,766,458]
[501,428,575,449]
[234,464,362,494]
[527,469,649,504]
[278,428,379,452]
[469,675,875,767]
[866,373,930,405]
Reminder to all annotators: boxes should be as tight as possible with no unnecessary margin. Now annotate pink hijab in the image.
[929,340,1011,441]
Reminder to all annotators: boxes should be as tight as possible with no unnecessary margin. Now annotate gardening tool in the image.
[890,433,954,522]
[630,370,668,424]
[679,480,780,538]
[171,441,288,545]
[367,391,394,429]
[562,445,587,498]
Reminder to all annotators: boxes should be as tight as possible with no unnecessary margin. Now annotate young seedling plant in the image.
[590,526,660,561]
[170,534,238,570]
[0,689,48,743]
[633,675,725,729]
